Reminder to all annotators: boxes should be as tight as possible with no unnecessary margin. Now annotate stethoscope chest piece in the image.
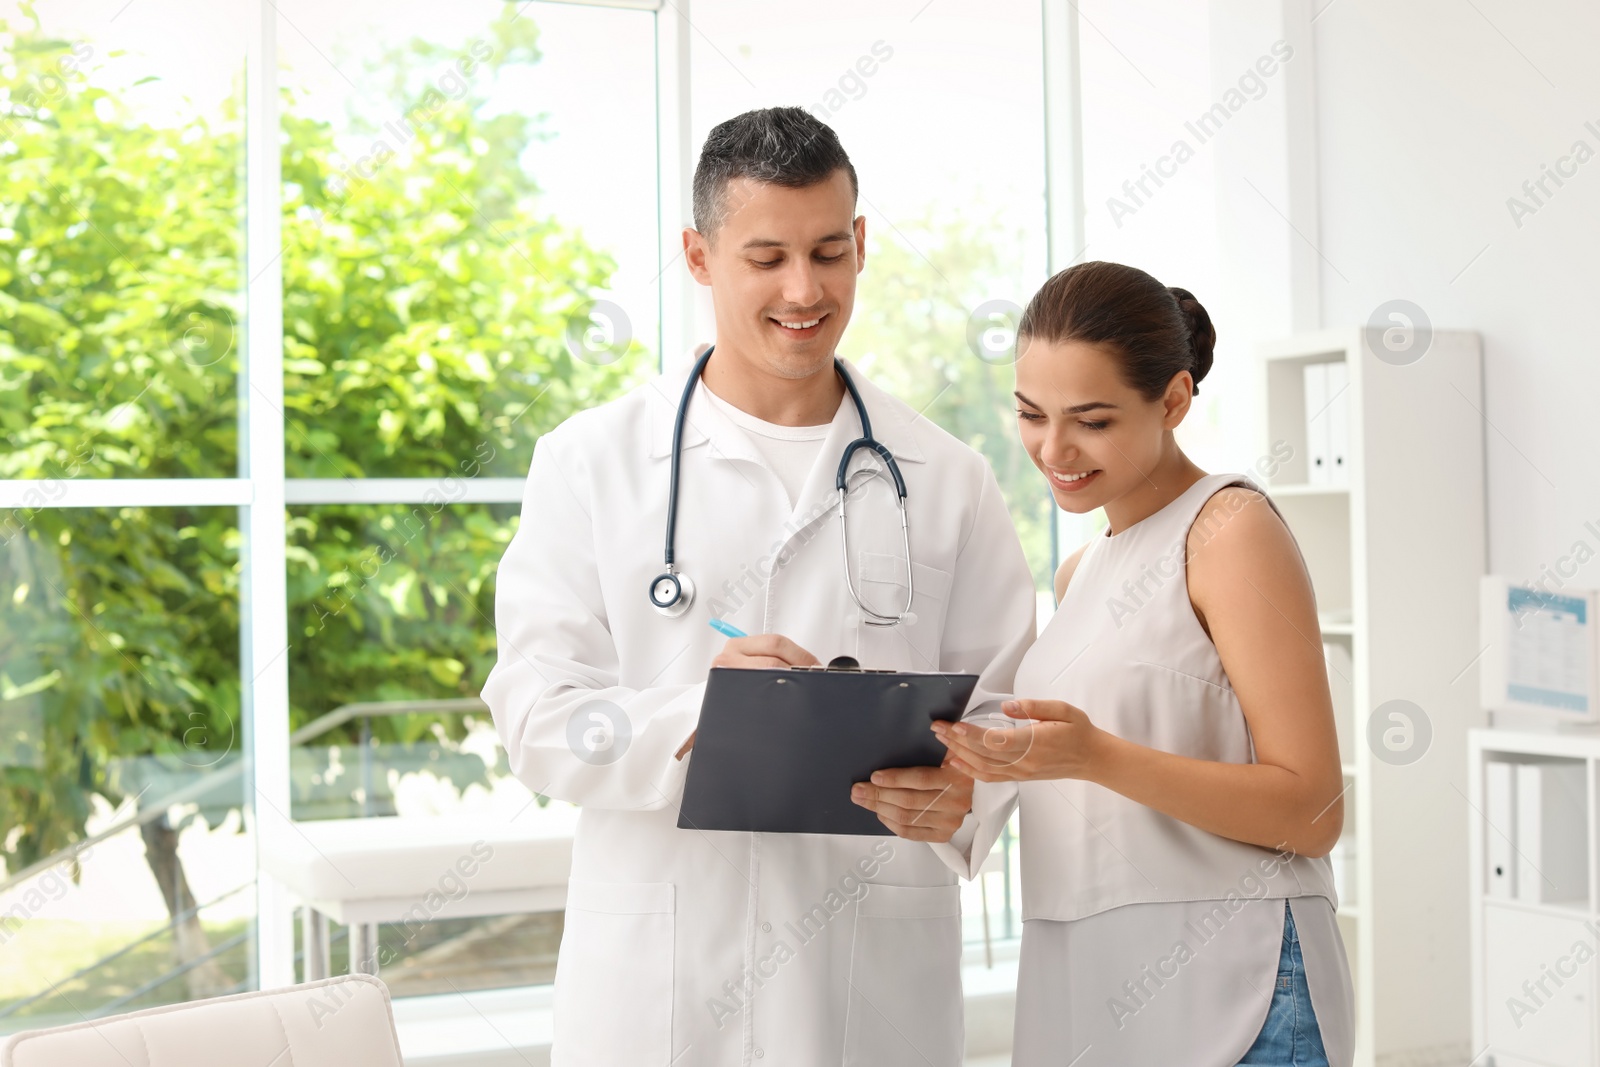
[648,568,695,618]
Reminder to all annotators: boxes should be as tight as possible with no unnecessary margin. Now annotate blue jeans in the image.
[1236,902,1330,1066]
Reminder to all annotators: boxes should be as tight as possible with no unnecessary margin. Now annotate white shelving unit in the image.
[1469,729,1600,1067]
[1257,327,1485,1066]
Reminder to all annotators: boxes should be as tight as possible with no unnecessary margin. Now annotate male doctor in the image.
[483,107,1035,1066]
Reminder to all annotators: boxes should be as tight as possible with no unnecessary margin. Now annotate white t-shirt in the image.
[700,384,836,509]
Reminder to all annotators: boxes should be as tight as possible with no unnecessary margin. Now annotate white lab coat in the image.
[483,355,1036,1067]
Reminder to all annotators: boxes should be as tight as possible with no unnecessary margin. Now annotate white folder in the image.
[1514,760,1588,905]
[1326,361,1350,487]
[1303,362,1331,485]
[1486,760,1516,899]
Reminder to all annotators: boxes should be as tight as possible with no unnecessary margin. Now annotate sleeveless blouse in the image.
[1009,473,1354,1067]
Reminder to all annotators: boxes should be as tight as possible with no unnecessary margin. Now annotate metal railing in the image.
[0,698,489,1024]
[0,698,488,896]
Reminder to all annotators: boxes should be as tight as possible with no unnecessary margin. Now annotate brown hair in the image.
[1017,260,1217,397]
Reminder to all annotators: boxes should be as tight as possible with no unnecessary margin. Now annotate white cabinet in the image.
[1483,905,1594,1066]
[1471,733,1600,1066]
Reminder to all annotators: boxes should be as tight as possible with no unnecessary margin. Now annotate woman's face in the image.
[1012,337,1191,515]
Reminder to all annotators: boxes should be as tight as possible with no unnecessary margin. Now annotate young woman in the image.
[934,261,1354,1066]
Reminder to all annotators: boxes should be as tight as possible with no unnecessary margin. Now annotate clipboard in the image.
[677,664,979,836]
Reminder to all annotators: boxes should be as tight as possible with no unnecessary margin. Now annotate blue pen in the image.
[709,618,747,639]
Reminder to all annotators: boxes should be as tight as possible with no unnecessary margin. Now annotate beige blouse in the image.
[994,474,1353,1066]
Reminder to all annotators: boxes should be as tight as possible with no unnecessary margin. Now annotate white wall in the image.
[1207,0,1600,1058]
[1311,0,1600,587]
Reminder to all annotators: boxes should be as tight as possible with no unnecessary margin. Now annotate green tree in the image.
[0,4,645,1008]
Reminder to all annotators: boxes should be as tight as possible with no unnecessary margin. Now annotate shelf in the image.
[1261,325,1485,1067]
[1272,491,1353,619]
[1258,328,1355,363]
[1482,895,1592,921]
[1267,482,1352,498]
[1471,727,1600,760]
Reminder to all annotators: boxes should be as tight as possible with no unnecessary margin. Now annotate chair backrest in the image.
[2,975,404,1067]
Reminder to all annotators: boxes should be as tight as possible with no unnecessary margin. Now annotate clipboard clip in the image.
[786,656,900,674]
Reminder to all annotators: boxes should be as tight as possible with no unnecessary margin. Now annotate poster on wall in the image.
[1480,576,1600,722]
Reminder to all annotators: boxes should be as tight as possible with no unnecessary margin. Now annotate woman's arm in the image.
[936,487,1347,857]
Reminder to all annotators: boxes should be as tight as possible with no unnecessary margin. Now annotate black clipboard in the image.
[676,665,979,836]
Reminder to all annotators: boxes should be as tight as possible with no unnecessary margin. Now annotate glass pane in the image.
[688,0,1055,590]
[0,506,249,1029]
[0,1,245,479]
[285,501,521,819]
[276,0,660,479]
[285,501,570,995]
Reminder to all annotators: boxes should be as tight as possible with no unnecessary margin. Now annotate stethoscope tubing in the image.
[654,344,912,624]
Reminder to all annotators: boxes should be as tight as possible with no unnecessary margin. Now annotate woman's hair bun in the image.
[1167,286,1216,393]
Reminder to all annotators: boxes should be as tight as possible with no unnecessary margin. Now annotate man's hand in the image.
[850,761,974,842]
[676,634,821,759]
[712,634,820,671]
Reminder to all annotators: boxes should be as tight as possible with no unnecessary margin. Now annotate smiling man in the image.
[484,107,1036,1066]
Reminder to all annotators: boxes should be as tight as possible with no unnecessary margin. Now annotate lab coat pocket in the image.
[553,880,675,1066]
[842,882,963,1067]
[854,552,954,670]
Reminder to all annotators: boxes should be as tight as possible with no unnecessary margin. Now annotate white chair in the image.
[1,975,402,1067]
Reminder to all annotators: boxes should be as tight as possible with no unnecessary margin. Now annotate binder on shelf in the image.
[1304,362,1331,485]
[1514,760,1588,906]
[1326,360,1350,487]
[1486,760,1516,899]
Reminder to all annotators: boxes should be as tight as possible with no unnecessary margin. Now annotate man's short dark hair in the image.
[691,107,859,238]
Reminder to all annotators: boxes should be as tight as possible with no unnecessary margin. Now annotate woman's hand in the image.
[932,699,1107,782]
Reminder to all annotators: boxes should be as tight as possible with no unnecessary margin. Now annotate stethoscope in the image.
[647,345,914,627]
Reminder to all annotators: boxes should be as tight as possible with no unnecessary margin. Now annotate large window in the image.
[1,0,659,1016]
[2,0,1072,1025]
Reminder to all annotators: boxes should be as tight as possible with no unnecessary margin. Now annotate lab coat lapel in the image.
[646,358,763,467]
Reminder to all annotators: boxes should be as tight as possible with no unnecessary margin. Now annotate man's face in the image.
[684,168,866,380]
